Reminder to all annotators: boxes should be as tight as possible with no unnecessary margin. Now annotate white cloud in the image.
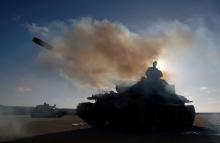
[16,86,32,93]
[199,86,216,94]
[199,86,208,91]
[25,23,49,36]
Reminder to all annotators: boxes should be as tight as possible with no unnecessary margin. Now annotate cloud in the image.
[35,17,193,89]
[199,86,208,91]
[16,86,32,93]
[25,23,49,36]
[199,86,216,94]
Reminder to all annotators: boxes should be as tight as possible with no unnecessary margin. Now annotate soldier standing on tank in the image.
[146,61,163,80]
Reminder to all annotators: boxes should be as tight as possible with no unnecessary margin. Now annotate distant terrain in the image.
[0,105,75,115]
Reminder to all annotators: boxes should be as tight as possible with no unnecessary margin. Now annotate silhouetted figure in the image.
[146,61,163,80]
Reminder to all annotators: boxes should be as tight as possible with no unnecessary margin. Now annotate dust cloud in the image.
[38,18,192,89]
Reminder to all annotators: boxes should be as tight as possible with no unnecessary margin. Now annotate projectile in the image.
[32,37,53,50]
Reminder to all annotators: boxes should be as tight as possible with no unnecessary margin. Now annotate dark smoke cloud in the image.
[38,18,192,89]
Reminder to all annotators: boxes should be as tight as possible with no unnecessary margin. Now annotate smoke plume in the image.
[38,18,192,89]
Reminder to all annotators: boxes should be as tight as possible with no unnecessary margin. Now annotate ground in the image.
[0,114,220,143]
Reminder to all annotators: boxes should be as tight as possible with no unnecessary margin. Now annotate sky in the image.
[0,0,220,112]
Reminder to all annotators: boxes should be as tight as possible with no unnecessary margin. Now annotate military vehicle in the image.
[31,102,65,118]
[32,37,196,130]
[77,61,195,131]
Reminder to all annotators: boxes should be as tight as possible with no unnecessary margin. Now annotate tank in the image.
[31,38,195,130]
[77,61,195,131]
[31,102,65,118]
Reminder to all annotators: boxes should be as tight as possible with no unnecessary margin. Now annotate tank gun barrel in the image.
[32,37,53,50]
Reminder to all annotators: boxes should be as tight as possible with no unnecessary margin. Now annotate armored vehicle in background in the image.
[77,61,195,131]
[31,102,65,118]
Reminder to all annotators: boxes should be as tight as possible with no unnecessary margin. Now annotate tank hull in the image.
[77,102,195,131]
[30,111,65,118]
[31,104,65,118]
